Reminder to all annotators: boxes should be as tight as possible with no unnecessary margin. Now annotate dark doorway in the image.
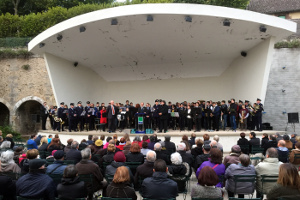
[0,103,9,126]
[16,100,42,134]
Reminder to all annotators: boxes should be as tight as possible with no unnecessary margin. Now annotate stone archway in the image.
[0,102,9,126]
[13,96,45,134]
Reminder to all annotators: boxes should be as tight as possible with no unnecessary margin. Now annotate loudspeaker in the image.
[241,51,247,57]
[288,113,299,123]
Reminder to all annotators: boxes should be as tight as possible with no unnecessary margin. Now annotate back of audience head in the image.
[170,152,182,165]
[26,149,39,159]
[71,141,79,149]
[40,136,48,145]
[231,145,241,154]
[0,150,14,164]
[182,135,188,141]
[210,148,222,164]
[283,134,290,141]
[240,132,246,138]
[0,141,11,149]
[210,140,218,148]
[130,143,140,153]
[164,136,171,142]
[213,135,219,142]
[278,140,286,147]
[203,134,210,141]
[250,132,256,138]
[154,142,162,151]
[154,159,167,172]
[113,166,130,184]
[100,135,105,141]
[198,166,219,186]
[142,141,148,149]
[296,141,300,150]
[133,136,141,142]
[196,139,204,148]
[191,133,196,138]
[114,151,126,162]
[54,150,64,161]
[107,144,116,152]
[270,135,276,141]
[277,163,300,190]
[239,154,250,167]
[203,144,211,153]
[81,148,91,160]
[146,151,156,162]
[88,135,93,140]
[67,138,73,146]
[143,135,149,141]
[30,134,36,139]
[176,142,186,151]
[266,147,278,158]
[106,136,112,143]
[63,164,78,178]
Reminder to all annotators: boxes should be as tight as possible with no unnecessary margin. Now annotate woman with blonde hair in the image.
[267,163,300,200]
[106,166,137,200]
[38,136,48,151]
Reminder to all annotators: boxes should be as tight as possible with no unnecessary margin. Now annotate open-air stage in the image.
[38,129,285,153]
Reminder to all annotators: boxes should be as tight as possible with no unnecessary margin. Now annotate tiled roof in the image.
[247,0,300,14]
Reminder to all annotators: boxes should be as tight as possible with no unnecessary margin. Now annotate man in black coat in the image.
[76,101,85,131]
[249,132,261,153]
[177,142,194,176]
[141,159,178,199]
[65,141,82,164]
[40,102,49,130]
[68,103,78,132]
[158,100,168,133]
[0,175,16,200]
[134,150,156,187]
[154,143,170,165]
[263,135,277,155]
[237,132,250,154]
[57,102,65,132]
[106,100,118,133]
[164,136,176,156]
[192,102,202,132]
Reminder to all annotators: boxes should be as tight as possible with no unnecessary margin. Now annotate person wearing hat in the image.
[46,150,67,175]
[76,101,85,132]
[16,159,56,199]
[255,98,264,131]
[223,145,242,166]
[68,103,78,132]
[57,102,66,132]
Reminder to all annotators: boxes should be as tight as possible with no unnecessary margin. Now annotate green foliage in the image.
[174,0,249,9]
[0,37,32,47]
[22,64,30,70]
[274,39,300,49]
[0,49,33,59]
[0,124,21,139]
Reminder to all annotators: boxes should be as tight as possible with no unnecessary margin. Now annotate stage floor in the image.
[38,129,284,153]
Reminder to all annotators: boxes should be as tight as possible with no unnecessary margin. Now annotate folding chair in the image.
[260,174,278,198]
[233,175,256,197]
[168,175,189,200]
[48,173,63,185]
[105,174,114,185]
[63,160,75,165]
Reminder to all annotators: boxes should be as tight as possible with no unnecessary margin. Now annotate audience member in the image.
[181,135,191,152]
[191,138,204,158]
[203,134,211,145]
[141,142,150,156]
[4,134,14,149]
[177,142,194,172]
[64,138,73,154]
[34,135,42,146]
[291,133,297,146]
[194,144,211,171]
[106,166,137,200]
[57,165,87,199]
[16,159,56,199]
[27,134,38,150]
[191,166,223,199]
[263,135,277,155]
[141,159,178,199]
[47,135,53,143]
[267,163,300,200]
[255,147,282,198]
[122,141,131,155]
[225,154,256,198]
[13,146,24,164]
[46,150,67,175]
[148,136,156,150]
[283,134,293,149]
[65,141,82,164]
[0,175,16,200]
[20,149,39,173]
[154,142,170,165]
[261,133,269,148]
[223,145,241,166]
[249,132,260,152]
[275,133,283,142]
[142,135,150,143]
[102,144,116,163]
[237,132,250,154]
[86,135,94,145]
[126,143,144,164]
[196,148,225,187]
[79,139,88,150]
[117,138,126,150]
[0,150,21,173]
[213,135,223,151]
[132,136,142,148]
[134,151,156,187]
[289,141,300,167]
[38,136,49,152]
[103,137,112,149]
[188,133,196,147]
[47,138,63,152]
[277,140,289,163]
[164,136,176,156]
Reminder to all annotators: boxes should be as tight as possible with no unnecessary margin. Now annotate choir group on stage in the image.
[40,98,264,133]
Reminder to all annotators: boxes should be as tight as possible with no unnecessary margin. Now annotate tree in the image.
[12,0,21,15]
[174,0,249,9]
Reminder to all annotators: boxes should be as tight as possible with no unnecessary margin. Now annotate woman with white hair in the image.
[0,150,21,173]
[167,152,190,192]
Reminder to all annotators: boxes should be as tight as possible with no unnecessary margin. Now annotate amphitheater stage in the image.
[38,129,285,153]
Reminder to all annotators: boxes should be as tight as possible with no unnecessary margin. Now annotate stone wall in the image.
[0,56,56,134]
[263,48,300,132]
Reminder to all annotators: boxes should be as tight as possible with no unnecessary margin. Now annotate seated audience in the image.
[194,144,211,171]
[263,135,277,155]
[64,138,73,154]
[167,152,189,192]
[249,132,260,152]
[283,134,293,149]
[0,141,11,155]
[203,134,211,145]
[177,142,194,172]
[86,135,94,145]
[103,137,112,149]
[213,135,223,151]
[47,135,53,143]
[102,144,116,164]
[261,133,269,148]
[79,139,88,150]
[122,141,131,155]
[225,154,256,198]
[76,148,107,197]
[13,147,24,164]
[141,141,150,156]
[188,133,196,147]
[94,139,103,152]
[132,136,142,148]
[46,150,67,175]
[154,142,171,165]
[47,138,63,152]
[267,163,300,200]
[277,140,289,163]
[65,141,82,164]
[196,148,225,187]
[191,138,204,158]
[0,175,16,200]
[237,132,250,154]
[191,166,223,199]
[117,138,126,150]
[20,149,39,174]
[255,147,282,198]
[106,166,137,200]
[289,141,300,166]
[164,136,176,156]
[223,145,241,166]
[141,159,178,199]
[38,136,49,152]
[134,151,156,187]
[142,135,150,143]
[126,143,144,163]
[26,134,38,150]
[16,159,56,199]
[148,136,156,150]
[4,134,14,149]
[0,150,21,173]
[181,135,191,153]
[57,165,87,199]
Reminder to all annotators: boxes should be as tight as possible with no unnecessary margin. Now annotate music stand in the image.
[135,113,146,133]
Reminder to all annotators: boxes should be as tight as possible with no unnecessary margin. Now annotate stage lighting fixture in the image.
[57,35,63,41]
[74,62,78,67]
[185,16,192,22]
[147,15,153,21]
[260,25,267,32]
[223,19,230,27]
[79,26,86,33]
[39,43,45,48]
[241,51,247,57]
[111,19,118,25]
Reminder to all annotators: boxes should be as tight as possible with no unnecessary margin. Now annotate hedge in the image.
[0,0,174,38]
[0,37,32,47]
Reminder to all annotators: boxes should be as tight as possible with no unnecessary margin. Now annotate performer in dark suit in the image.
[192,102,202,132]
[178,103,186,131]
[48,105,55,130]
[84,101,91,131]
[212,102,221,131]
[152,100,161,130]
[255,98,264,131]
[68,103,78,132]
[158,100,168,133]
[75,101,84,131]
[40,102,49,130]
[107,100,118,133]
[57,102,65,132]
